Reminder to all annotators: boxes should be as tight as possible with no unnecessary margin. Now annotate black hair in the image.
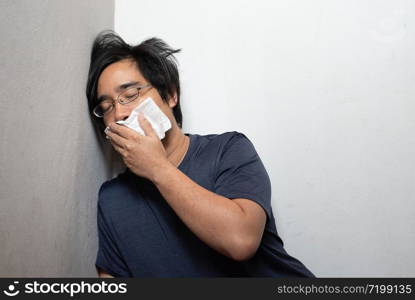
[86,30,182,137]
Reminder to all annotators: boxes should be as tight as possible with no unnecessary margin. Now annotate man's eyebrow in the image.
[97,81,142,102]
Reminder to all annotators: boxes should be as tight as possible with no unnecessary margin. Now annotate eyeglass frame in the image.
[93,83,152,118]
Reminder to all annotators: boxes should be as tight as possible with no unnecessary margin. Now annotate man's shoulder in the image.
[191,130,249,148]
[97,170,140,210]
[99,169,127,191]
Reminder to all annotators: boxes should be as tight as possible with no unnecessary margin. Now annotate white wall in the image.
[115,0,415,277]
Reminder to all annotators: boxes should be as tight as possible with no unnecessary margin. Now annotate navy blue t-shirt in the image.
[95,131,315,277]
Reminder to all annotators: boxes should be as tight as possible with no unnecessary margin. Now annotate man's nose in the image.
[113,102,130,121]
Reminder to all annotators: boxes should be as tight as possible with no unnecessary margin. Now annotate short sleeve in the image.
[95,190,131,277]
[213,132,273,221]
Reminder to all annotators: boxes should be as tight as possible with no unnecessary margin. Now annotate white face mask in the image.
[114,97,172,139]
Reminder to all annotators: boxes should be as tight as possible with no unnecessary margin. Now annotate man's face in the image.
[96,59,177,128]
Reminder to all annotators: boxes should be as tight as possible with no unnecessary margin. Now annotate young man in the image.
[86,30,314,277]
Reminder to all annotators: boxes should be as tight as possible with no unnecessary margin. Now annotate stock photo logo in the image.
[3,281,20,297]
[2,280,127,297]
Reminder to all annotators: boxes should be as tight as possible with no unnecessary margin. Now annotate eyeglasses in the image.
[93,83,152,117]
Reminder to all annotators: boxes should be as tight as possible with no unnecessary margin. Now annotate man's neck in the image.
[162,124,189,167]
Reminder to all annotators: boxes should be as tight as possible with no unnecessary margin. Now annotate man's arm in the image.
[152,163,266,261]
[106,117,267,261]
[97,267,114,278]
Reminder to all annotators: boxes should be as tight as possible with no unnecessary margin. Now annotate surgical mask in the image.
[115,97,172,139]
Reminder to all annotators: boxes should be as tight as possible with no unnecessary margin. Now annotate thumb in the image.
[138,112,157,138]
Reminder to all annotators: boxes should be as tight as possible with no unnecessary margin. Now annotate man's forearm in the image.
[151,162,250,261]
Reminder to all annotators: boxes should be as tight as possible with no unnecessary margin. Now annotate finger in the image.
[110,140,126,156]
[108,122,134,139]
[108,136,127,157]
[138,113,157,138]
[106,129,127,148]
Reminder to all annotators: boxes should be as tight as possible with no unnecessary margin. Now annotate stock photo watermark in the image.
[2,280,127,297]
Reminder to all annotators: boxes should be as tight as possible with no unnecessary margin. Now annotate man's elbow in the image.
[229,237,259,262]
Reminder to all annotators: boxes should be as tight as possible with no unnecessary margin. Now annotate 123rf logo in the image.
[2,280,127,297]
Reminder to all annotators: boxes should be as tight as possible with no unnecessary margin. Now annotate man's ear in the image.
[168,92,178,108]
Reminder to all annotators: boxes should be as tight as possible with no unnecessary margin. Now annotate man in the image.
[86,30,314,277]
